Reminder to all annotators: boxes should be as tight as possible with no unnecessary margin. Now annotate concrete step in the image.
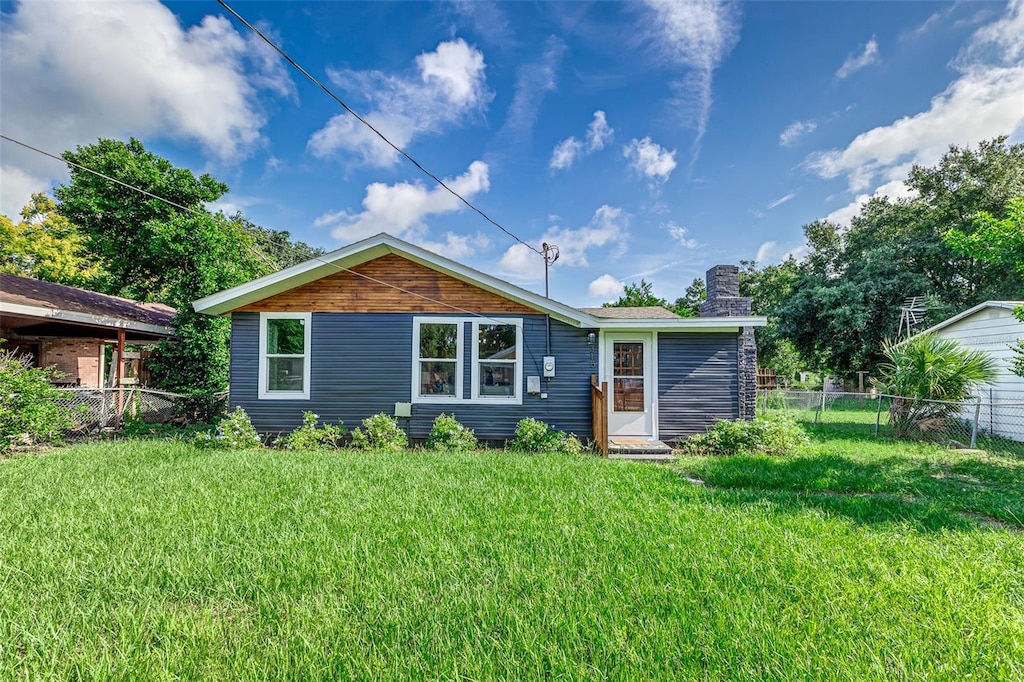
[607,437,675,461]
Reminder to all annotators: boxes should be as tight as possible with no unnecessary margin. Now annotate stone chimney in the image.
[699,264,756,420]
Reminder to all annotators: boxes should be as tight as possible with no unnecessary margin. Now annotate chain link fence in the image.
[759,389,1024,458]
[54,388,228,433]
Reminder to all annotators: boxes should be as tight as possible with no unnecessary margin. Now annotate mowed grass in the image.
[1,438,1023,680]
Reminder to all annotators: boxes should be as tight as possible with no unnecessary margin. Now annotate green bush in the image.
[351,413,408,452]
[508,417,587,455]
[680,413,808,457]
[194,407,262,450]
[426,413,477,451]
[279,411,345,451]
[0,344,75,451]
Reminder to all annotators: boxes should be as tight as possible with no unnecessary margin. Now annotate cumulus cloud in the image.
[549,111,614,170]
[415,231,491,260]
[824,180,916,227]
[779,120,817,146]
[663,221,699,248]
[498,205,628,281]
[807,1,1024,195]
[587,274,625,299]
[623,137,678,183]
[642,0,741,166]
[836,37,881,79]
[307,39,491,167]
[314,161,490,243]
[0,0,293,215]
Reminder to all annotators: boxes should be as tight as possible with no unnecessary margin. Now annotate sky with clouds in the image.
[2,0,1023,306]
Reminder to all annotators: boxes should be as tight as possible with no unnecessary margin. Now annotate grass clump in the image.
[680,412,808,457]
[425,413,477,451]
[193,407,261,450]
[278,411,345,451]
[508,417,585,454]
[350,412,408,452]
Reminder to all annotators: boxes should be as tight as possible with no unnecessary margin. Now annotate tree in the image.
[230,212,326,270]
[738,257,802,370]
[603,279,667,308]
[875,334,997,438]
[671,278,705,317]
[0,194,100,287]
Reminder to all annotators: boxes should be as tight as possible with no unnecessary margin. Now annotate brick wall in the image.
[40,339,104,387]
[699,264,757,420]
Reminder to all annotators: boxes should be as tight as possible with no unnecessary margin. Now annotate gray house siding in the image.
[230,313,594,441]
[657,332,739,441]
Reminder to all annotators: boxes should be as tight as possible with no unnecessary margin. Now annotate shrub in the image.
[508,417,587,455]
[279,411,345,451]
[0,343,75,451]
[194,407,262,450]
[426,413,477,451]
[680,413,808,457]
[350,413,408,452]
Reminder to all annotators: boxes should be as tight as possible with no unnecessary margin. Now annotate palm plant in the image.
[874,334,997,438]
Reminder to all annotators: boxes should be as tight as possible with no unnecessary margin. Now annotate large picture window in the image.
[472,320,522,403]
[412,317,463,402]
[258,312,311,400]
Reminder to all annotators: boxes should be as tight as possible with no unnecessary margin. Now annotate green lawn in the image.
[2,436,1023,680]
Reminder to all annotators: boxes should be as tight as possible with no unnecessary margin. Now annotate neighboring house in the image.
[916,301,1024,442]
[0,273,176,387]
[193,233,765,448]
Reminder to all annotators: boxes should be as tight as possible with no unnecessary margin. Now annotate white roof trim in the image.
[593,316,767,330]
[912,301,1023,338]
[0,301,175,336]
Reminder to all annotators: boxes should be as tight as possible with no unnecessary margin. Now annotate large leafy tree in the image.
[0,194,100,287]
[738,257,801,370]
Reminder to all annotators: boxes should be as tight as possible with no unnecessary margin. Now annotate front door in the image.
[605,333,653,437]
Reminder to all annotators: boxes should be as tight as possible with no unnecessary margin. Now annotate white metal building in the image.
[917,301,1024,442]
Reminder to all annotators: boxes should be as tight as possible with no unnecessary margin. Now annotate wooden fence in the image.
[591,374,608,455]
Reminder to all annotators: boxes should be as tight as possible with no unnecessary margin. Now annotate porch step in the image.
[607,437,675,461]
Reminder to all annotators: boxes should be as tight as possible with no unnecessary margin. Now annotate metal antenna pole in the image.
[541,243,559,356]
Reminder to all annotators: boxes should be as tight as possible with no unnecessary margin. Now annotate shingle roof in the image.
[577,306,681,319]
[0,273,176,328]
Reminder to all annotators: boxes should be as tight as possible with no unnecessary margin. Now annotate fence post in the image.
[875,393,883,437]
[814,388,825,425]
[970,397,981,448]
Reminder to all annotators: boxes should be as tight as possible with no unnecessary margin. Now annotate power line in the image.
[0,133,536,328]
[215,0,544,258]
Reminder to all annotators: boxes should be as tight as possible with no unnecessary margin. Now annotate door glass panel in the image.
[613,342,644,412]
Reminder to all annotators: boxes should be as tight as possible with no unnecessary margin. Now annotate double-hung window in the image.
[412,317,463,402]
[258,312,311,400]
[472,320,522,403]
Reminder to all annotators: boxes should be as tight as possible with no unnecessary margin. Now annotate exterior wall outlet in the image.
[542,356,556,378]
[527,376,541,394]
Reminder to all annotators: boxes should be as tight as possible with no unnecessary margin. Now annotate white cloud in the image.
[496,36,565,145]
[498,205,628,281]
[587,274,625,299]
[836,37,881,79]
[415,231,491,260]
[755,241,777,263]
[808,1,1024,195]
[766,192,797,210]
[314,161,490,242]
[307,39,491,167]
[549,110,614,170]
[824,180,916,227]
[0,0,292,216]
[642,0,741,166]
[663,221,699,248]
[779,120,817,146]
[0,166,48,218]
[623,137,678,183]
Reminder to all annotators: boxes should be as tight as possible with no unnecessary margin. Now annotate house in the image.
[916,301,1024,442]
[0,273,176,387]
[192,233,766,449]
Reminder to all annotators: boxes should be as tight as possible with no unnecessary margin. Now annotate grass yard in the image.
[1,433,1023,680]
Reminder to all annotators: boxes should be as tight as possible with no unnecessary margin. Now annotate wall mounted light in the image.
[587,332,597,367]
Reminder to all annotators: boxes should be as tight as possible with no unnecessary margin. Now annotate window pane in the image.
[613,342,643,377]
[267,318,306,355]
[478,324,516,360]
[614,378,644,412]
[268,357,305,392]
[420,361,457,396]
[479,361,515,397]
[419,323,458,359]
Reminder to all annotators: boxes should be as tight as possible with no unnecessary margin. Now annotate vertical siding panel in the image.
[657,332,739,441]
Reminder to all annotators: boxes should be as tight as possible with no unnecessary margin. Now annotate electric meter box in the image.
[542,356,556,378]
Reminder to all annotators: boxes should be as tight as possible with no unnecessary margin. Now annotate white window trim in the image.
[470,319,523,405]
[411,316,466,404]
[258,312,312,400]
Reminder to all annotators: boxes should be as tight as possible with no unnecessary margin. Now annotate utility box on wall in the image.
[542,356,555,378]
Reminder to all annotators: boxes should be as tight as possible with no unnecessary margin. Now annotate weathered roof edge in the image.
[912,300,1024,339]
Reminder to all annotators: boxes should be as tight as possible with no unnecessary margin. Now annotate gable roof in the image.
[914,300,1024,337]
[192,233,766,330]
[0,273,176,336]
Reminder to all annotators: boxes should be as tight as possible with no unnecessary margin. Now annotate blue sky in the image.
[2,1,1023,306]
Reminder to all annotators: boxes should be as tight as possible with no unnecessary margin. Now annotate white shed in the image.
[917,301,1024,442]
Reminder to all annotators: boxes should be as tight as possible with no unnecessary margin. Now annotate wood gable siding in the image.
[236,254,538,315]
